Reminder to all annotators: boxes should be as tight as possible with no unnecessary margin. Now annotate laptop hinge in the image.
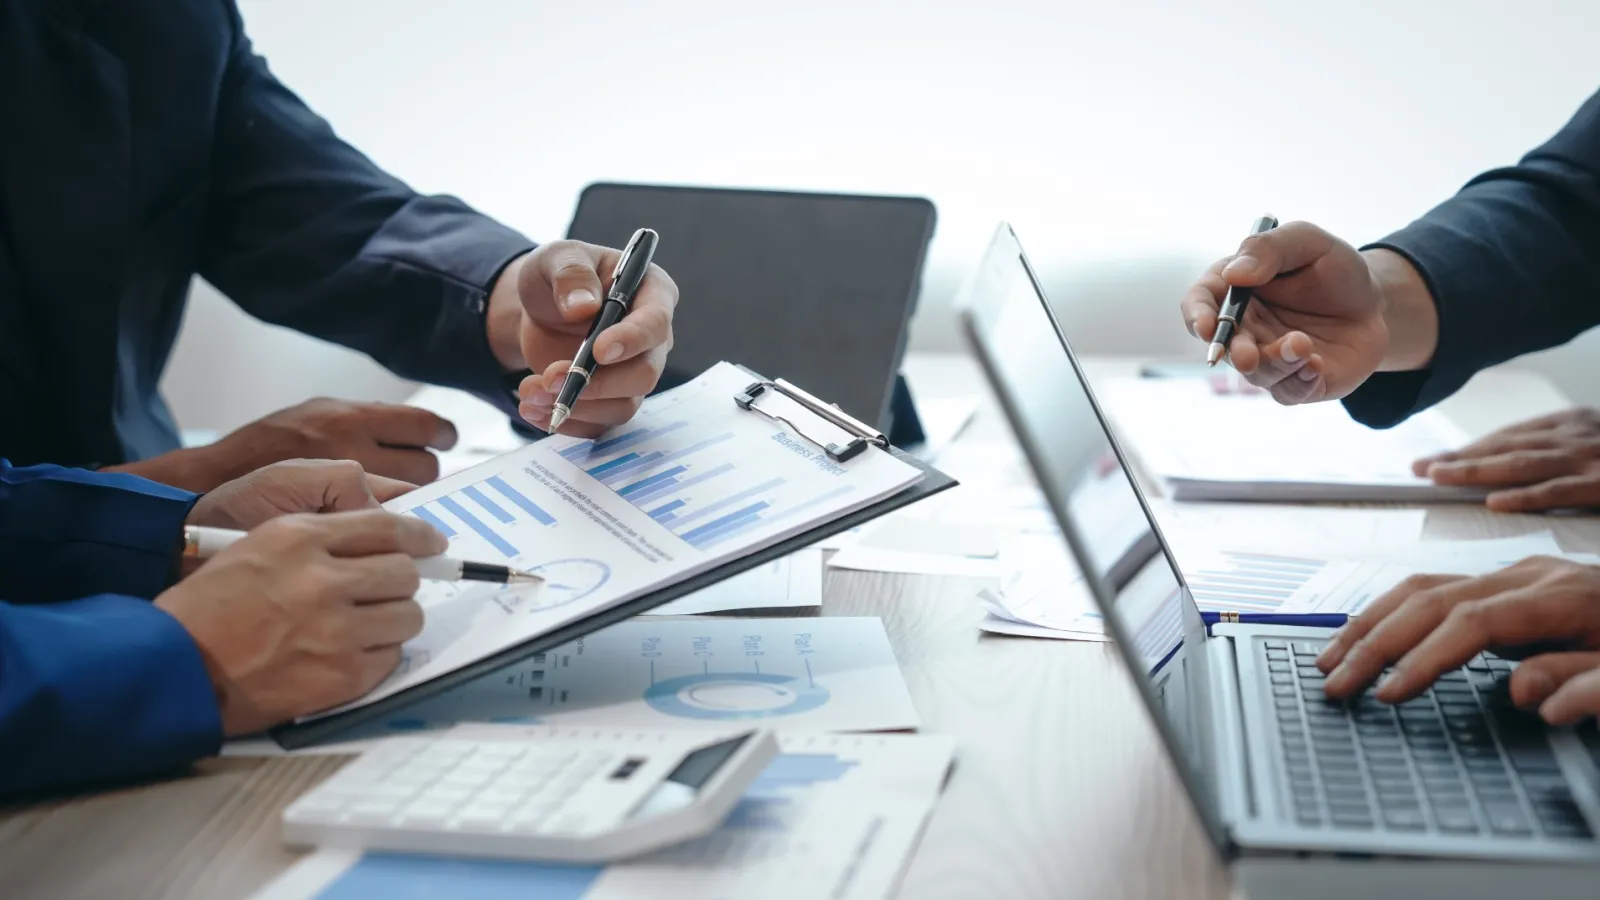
[1206,634,1257,824]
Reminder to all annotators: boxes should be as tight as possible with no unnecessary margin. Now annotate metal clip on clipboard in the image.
[734,379,889,463]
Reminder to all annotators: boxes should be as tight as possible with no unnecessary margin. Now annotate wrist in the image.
[1364,248,1439,372]
[106,445,236,493]
[486,252,531,372]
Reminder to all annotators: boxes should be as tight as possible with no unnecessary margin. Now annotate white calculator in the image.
[282,724,778,863]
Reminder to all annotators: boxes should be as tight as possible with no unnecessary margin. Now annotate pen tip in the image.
[547,405,569,433]
[1205,344,1225,367]
[508,570,545,585]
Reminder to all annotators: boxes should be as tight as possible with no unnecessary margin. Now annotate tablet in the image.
[566,183,936,432]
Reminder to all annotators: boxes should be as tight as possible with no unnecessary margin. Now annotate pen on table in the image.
[1206,214,1281,367]
[182,525,544,585]
[548,227,660,433]
[1200,611,1349,630]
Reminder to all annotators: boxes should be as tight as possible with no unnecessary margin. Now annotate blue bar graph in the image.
[648,499,687,522]
[598,451,666,485]
[681,501,769,546]
[626,462,735,507]
[586,452,641,478]
[667,478,785,529]
[412,506,455,538]
[437,496,517,557]
[486,476,556,526]
[618,465,688,497]
[763,484,854,526]
[688,509,768,549]
[462,485,513,524]
[748,754,860,792]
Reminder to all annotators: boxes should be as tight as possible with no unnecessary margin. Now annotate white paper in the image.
[328,363,924,718]
[827,544,999,577]
[912,395,980,460]
[251,732,955,900]
[1144,499,1429,564]
[1097,377,1485,502]
[646,548,823,616]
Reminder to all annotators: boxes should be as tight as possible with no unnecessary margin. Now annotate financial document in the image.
[252,732,956,900]
[1097,377,1486,502]
[647,548,822,616]
[319,363,924,719]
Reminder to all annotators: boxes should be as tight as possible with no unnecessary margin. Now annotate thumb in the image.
[1509,650,1600,708]
[521,241,605,329]
[1219,221,1337,286]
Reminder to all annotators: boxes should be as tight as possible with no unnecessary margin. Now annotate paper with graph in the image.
[308,363,924,719]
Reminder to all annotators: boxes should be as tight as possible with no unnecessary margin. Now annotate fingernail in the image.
[1186,319,1197,338]
[597,343,623,364]
[1519,669,1555,707]
[1298,367,1317,382]
[436,425,459,450]
[1375,668,1405,701]
[518,401,549,422]
[1316,640,1342,670]
[524,389,554,408]
[1280,343,1300,364]
[1222,254,1259,277]
[563,288,596,311]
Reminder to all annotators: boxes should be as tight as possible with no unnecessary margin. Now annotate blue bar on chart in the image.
[647,498,687,523]
[624,462,735,508]
[664,477,785,530]
[411,506,456,538]
[436,496,518,557]
[1186,551,1325,613]
[600,452,669,485]
[586,452,642,478]
[485,476,556,526]
[618,466,688,497]
[747,754,861,792]
[680,501,770,549]
[461,485,513,524]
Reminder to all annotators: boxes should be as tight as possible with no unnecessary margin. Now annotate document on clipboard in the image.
[274,362,953,748]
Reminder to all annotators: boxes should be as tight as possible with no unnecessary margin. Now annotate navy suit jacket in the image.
[0,460,222,797]
[1344,89,1600,427]
[0,0,534,468]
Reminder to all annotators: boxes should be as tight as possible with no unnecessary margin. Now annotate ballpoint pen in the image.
[182,525,543,585]
[1206,214,1280,367]
[548,227,660,433]
[1200,611,1348,629]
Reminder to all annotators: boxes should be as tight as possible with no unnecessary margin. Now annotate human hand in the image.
[203,398,457,487]
[1179,222,1411,405]
[155,509,446,736]
[1412,409,1600,513]
[1315,556,1600,724]
[485,241,678,438]
[185,459,416,531]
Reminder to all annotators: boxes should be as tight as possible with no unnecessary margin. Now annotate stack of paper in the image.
[1096,377,1487,502]
[252,732,956,900]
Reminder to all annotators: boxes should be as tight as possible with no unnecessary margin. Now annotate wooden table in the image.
[4,355,1594,900]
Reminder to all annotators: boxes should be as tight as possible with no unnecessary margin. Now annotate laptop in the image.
[958,224,1600,898]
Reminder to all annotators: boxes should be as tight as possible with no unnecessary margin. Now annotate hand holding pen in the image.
[549,228,661,433]
[1206,215,1279,367]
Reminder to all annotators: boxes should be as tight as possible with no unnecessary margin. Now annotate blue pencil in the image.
[1200,612,1350,630]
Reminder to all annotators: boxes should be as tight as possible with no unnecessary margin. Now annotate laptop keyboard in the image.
[1264,639,1593,840]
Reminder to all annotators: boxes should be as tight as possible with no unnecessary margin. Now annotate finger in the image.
[1508,651,1600,709]
[358,403,458,450]
[1218,221,1338,286]
[1225,328,1261,374]
[1424,449,1577,488]
[311,509,450,559]
[557,397,645,428]
[569,353,665,402]
[299,459,381,512]
[348,597,427,648]
[590,265,677,366]
[363,447,441,486]
[1540,666,1600,725]
[1317,573,1470,672]
[1379,586,1591,702]
[1424,431,1559,465]
[1487,474,1600,513]
[355,646,406,693]
[1180,266,1227,341]
[364,474,417,504]
[1323,572,1509,696]
[524,241,605,328]
[330,552,425,602]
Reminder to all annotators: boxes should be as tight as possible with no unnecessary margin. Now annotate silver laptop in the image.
[958,224,1600,898]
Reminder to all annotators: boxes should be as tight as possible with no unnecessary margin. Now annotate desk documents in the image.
[1098,377,1486,502]
[324,363,925,720]
[253,732,955,900]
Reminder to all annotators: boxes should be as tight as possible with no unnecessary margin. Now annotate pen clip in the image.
[609,228,648,285]
[734,380,888,463]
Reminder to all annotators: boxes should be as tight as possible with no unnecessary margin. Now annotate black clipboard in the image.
[271,373,957,749]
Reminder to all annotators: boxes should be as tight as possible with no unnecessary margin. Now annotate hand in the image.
[1315,556,1600,724]
[1178,222,1432,405]
[485,241,678,438]
[202,398,457,488]
[155,509,446,736]
[185,459,416,531]
[1412,408,1600,513]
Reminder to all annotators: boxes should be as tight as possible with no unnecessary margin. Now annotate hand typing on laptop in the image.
[1316,557,1600,724]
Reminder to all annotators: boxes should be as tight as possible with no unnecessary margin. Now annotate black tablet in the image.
[566,183,936,432]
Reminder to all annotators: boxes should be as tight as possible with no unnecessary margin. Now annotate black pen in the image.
[548,228,659,433]
[1206,214,1279,367]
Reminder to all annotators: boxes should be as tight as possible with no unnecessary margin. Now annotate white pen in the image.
[181,525,543,585]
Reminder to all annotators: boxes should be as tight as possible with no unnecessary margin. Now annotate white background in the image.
[163,0,1600,432]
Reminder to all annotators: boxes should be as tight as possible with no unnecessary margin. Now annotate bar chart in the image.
[1185,550,1327,613]
[408,473,557,558]
[554,422,856,551]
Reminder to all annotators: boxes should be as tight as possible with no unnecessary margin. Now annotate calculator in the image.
[282,724,778,863]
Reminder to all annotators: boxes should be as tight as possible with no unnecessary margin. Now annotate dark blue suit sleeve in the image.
[0,461,197,604]
[1343,89,1600,428]
[198,3,536,414]
[0,594,223,797]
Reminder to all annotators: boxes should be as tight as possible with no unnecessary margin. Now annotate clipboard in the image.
[271,370,957,749]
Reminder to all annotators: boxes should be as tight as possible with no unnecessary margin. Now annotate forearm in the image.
[1367,248,1439,373]
[104,445,241,493]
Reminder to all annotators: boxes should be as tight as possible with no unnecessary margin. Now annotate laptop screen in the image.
[958,224,1227,849]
